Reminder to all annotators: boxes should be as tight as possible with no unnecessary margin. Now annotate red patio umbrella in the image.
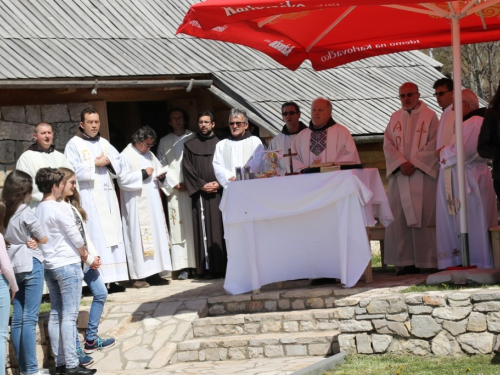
[177,0,500,265]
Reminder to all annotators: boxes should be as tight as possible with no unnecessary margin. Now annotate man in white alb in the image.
[269,101,307,173]
[212,108,265,188]
[383,82,439,275]
[291,97,360,172]
[118,126,172,288]
[434,78,455,149]
[157,108,196,280]
[16,122,73,208]
[64,107,129,286]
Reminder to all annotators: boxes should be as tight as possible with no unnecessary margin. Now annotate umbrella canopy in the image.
[177,0,500,71]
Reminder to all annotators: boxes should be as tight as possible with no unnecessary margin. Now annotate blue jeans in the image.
[0,275,10,375]
[45,263,83,368]
[76,268,107,348]
[11,258,44,375]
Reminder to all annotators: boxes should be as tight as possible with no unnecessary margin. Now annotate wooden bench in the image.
[367,223,386,270]
[489,226,500,269]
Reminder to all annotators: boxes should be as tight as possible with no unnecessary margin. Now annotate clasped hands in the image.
[399,161,416,176]
[201,181,220,193]
[95,152,110,167]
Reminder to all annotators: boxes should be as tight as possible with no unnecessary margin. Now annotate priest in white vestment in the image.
[291,97,360,172]
[157,108,196,280]
[436,89,496,269]
[16,122,73,208]
[434,78,456,149]
[118,126,172,288]
[212,108,265,189]
[383,82,440,275]
[64,107,129,284]
[269,101,308,173]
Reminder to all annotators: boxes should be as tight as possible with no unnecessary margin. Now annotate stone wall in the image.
[0,103,88,187]
[335,289,500,356]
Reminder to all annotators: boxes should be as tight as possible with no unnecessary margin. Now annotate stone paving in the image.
[75,271,430,375]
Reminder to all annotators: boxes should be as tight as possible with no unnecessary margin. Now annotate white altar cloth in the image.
[220,169,393,295]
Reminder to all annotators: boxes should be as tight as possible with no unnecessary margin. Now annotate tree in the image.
[424,42,500,102]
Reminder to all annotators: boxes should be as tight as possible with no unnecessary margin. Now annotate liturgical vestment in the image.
[64,134,129,283]
[383,101,439,268]
[269,122,308,173]
[118,144,173,279]
[291,120,360,172]
[212,131,264,189]
[436,110,496,269]
[157,131,196,271]
[182,133,227,275]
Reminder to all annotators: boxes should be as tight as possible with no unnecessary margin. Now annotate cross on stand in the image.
[283,148,298,175]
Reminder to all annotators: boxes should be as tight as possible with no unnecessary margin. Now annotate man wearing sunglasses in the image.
[433,78,455,149]
[213,108,264,188]
[118,126,172,288]
[291,97,360,172]
[383,82,440,276]
[269,101,308,173]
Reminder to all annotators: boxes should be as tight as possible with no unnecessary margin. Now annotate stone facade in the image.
[336,290,500,356]
[0,103,86,187]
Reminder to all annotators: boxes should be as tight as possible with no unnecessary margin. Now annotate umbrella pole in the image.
[451,3,470,266]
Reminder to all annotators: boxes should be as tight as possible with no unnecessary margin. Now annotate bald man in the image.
[291,97,360,172]
[383,82,440,275]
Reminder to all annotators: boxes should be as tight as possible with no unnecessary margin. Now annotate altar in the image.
[219,169,393,295]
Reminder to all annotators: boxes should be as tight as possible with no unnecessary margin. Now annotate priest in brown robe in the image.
[182,111,227,278]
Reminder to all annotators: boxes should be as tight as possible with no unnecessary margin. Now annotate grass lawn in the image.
[323,354,500,374]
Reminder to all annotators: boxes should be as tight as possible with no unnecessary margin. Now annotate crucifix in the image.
[283,148,298,175]
[446,193,456,215]
[416,121,427,148]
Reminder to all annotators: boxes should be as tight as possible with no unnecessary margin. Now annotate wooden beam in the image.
[90,101,110,141]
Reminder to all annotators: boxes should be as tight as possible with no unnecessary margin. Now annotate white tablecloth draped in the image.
[220,169,393,295]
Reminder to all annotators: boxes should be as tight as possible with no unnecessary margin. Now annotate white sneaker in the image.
[178,270,189,280]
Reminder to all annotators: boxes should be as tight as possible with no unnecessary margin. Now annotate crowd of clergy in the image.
[1,77,500,373]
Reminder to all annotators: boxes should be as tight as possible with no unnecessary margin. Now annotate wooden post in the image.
[90,101,110,140]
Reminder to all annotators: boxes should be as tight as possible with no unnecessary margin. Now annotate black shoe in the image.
[66,364,97,375]
[146,274,170,286]
[395,266,420,276]
[56,365,66,375]
[108,282,126,293]
[310,278,338,286]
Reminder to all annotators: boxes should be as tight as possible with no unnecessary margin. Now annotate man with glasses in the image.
[118,126,172,288]
[182,111,227,278]
[269,101,308,173]
[383,82,440,275]
[436,89,496,269]
[157,108,196,281]
[213,108,264,188]
[291,97,360,172]
[433,78,455,148]
[65,107,129,288]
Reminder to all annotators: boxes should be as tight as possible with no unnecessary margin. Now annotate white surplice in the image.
[64,136,129,283]
[269,131,303,173]
[118,144,173,279]
[437,104,455,148]
[436,115,497,269]
[16,149,73,207]
[291,123,360,172]
[157,131,196,271]
[212,135,265,189]
[383,101,440,268]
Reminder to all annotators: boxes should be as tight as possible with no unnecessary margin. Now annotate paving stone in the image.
[264,345,284,357]
[252,292,281,300]
[299,321,317,331]
[125,361,148,370]
[171,321,192,342]
[339,320,373,333]
[228,348,246,359]
[247,347,264,358]
[175,310,199,322]
[283,321,299,332]
[334,298,360,307]
[283,311,313,321]
[262,321,281,333]
[151,324,177,351]
[291,300,305,310]
[95,348,124,371]
[122,335,142,352]
[205,348,228,361]
[244,323,260,334]
[332,307,355,319]
[308,342,332,356]
[284,344,307,356]
[153,302,182,320]
[264,300,277,311]
[177,350,199,362]
[281,289,332,299]
[366,297,406,314]
[278,299,291,310]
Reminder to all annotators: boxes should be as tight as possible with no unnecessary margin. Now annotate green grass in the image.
[371,254,395,273]
[324,354,500,374]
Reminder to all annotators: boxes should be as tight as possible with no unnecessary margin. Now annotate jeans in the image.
[45,263,83,369]
[11,258,44,375]
[76,268,107,348]
[0,275,10,375]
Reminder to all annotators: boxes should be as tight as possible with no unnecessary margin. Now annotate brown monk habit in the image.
[182,132,227,276]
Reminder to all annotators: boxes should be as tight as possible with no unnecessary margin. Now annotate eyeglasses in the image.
[140,141,155,148]
[229,121,246,126]
[399,93,418,99]
[198,120,213,125]
[282,111,298,116]
[67,180,77,185]
[433,90,451,97]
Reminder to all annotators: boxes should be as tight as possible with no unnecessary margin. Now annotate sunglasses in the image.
[433,90,451,97]
[282,111,297,116]
[229,121,246,126]
[399,93,418,99]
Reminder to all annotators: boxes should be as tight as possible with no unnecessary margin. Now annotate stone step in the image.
[192,309,340,338]
[175,330,340,363]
